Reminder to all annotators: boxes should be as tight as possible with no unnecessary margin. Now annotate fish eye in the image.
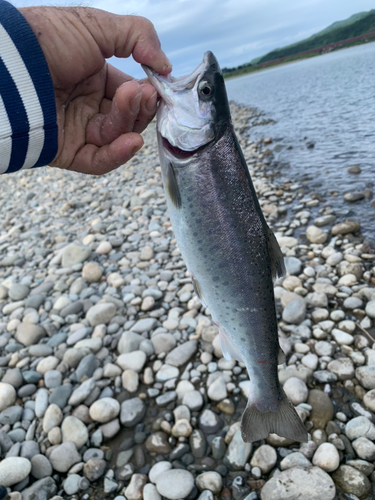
[198,81,214,97]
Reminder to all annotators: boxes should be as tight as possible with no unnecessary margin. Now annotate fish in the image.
[143,51,308,443]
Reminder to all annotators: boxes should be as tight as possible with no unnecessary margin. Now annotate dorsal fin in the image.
[266,227,286,281]
[166,163,181,208]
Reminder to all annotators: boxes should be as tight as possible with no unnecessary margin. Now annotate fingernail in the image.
[129,92,142,114]
[131,144,142,157]
[146,91,157,112]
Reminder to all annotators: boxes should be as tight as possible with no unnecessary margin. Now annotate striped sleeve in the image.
[0,0,57,173]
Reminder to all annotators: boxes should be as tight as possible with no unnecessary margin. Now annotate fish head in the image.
[142,51,230,156]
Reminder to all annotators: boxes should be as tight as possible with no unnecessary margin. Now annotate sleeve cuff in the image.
[0,0,58,173]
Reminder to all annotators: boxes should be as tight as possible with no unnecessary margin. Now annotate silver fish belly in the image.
[143,52,307,443]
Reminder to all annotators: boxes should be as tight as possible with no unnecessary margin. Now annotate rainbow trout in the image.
[143,52,307,443]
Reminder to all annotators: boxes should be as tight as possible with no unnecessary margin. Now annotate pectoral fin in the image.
[218,326,244,362]
[191,274,206,308]
[166,163,181,208]
[267,227,286,280]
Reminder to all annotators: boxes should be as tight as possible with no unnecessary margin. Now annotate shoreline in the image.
[224,39,375,80]
[0,104,373,498]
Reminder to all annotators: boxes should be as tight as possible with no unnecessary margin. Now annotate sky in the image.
[11,0,375,79]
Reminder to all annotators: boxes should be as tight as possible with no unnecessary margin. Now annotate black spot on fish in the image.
[222,281,229,286]
[193,232,198,236]
[212,276,220,282]
[241,337,245,342]
[197,240,202,244]
[195,219,202,224]
[232,308,237,313]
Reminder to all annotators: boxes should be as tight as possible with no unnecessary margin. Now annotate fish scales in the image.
[144,52,307,443]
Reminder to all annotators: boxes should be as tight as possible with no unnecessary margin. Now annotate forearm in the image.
[0,0,57,174]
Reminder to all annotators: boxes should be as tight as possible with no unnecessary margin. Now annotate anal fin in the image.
[267,227,286,280]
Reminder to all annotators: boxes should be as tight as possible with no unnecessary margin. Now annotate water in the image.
[226,42,375,238]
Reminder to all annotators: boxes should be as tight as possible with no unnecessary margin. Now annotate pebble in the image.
[312,443,340,472]
[332,465,371,498]
[283,377,308,405]
[89,397,120,423]
[261,466,335,500]
[250,444,277,474]
[49,442,81,472]
[61,415,89,449]
[196,472,222,494]
[0,104,373,499]
[0,457,31,486]
[155,469,195,499]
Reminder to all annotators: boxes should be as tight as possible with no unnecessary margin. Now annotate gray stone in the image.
[21,477,57,500]
[131,318,157,333]
[61,244,91,268]
[50,384,72,408]
[261,466,335,500]
[365,300,375,319]
[31,454,53,479]
[151,333,177,355]
[165,340,198,367]
[2,368,23,388]
[312,443,340,472]
[117,351,146,373]
[83,458,107,482]
[44,370,62,388]
[327,358,355,380]
[49,442,81,472]
[250,444,277,474]
[224,430,252,470]
[356,365,375,389]
[64,474,81,495]
[120,398,145,427]
[282,298,306,324]
[9,283,30,301]
[68,378,96,406]
[308,390,334,429]
[345,416,375,441]
[21,440,40,459]
[332,465,371,498]
[0,405,22,425]
[352,437,375,461]
[118,331,143,354]
[156,469,194,499]
[61,415,89,449]
[196,472,222,494]
[86,302,116,326]
[90,397,120,423]
[199,409,223,434]
[15,323,45,346]
[0,456,31,486]
[284,257,302,275]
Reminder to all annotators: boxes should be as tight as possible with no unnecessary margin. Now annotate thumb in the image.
[75,9,172,75]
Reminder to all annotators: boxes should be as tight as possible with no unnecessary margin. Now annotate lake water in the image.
[226,42,375,238]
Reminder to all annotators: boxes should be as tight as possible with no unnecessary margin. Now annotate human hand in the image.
[19,6,172,175]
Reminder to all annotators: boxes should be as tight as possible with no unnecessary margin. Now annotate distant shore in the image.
[224,38,375,80]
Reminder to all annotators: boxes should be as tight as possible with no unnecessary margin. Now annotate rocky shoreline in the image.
[0,103,373,499]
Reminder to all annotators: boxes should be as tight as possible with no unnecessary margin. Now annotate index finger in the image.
[75,9,172,75]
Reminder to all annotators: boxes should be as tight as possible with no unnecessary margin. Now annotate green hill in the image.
[258,9,375,64]
[223,10,375,74]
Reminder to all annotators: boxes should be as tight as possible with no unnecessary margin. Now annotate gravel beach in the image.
[0,103,374,500]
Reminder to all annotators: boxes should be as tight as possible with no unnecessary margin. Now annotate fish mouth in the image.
[162,137,208,159]
[142,51,214,101]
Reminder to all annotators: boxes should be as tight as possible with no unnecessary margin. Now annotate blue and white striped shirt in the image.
[0,0,57,173]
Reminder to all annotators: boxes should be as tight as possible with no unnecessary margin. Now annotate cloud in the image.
[12,0,375,79]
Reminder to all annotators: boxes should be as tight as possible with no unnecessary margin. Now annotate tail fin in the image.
[241,389,308,443]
